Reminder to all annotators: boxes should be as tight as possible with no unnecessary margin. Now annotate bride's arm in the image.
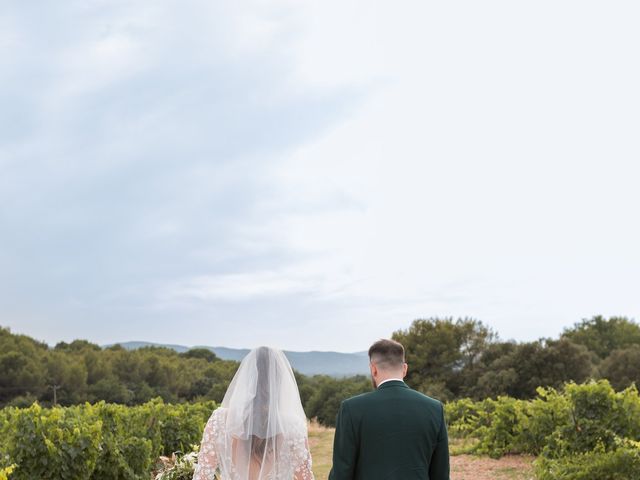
[192,413,220,480]
[293,436,314,480]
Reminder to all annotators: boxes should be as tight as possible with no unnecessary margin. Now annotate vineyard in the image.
[446,380,640,479]
[1,380,639,479]
[0,399,215,480]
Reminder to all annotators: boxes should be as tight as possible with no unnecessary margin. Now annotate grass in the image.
[308,420,334,479]
[495,465,535,480]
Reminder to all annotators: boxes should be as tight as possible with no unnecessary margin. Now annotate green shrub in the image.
[158,401,216,455]
[473,396,525,458]
[6,403,102,480]
[517,386,571,455]
[90,402,156,480]
[444,379,640,470]
[535,441,640,480]
[0,399,217,480]
[616,384,640,440]
[445,398,484,438]
[538,380,639,459]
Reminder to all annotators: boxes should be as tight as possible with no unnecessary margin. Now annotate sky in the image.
[1,1,639,352]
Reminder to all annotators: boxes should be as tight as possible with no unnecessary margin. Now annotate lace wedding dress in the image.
[193,347,314,480]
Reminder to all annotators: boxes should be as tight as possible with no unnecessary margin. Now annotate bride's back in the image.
[194,346,314,480]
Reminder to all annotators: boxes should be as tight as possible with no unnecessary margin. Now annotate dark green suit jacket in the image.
[328,380,449,480]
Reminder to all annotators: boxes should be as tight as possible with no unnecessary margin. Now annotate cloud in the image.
[0,0,357,344]
[1,1,639,351]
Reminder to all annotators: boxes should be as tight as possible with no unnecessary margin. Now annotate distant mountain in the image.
[104,341,370,377]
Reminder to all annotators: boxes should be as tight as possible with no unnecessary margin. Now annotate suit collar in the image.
[376,379,408,390]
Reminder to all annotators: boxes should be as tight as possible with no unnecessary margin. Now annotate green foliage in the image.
[447,380,640,478]
[0,327,238,408]
[90,402,157,480]
[562,315,640,360]
[550,380,620,456]
[390,318,598,401]
[517,386,571,455]
[301,375,371,427]
[157,401,217,455]
[471,338,593,399]
[5,403,102,480]
[0,399,216,480]
[472,396,525,458]
[535,441,640,480]
[599,344,640,390]
[444,398,485,438]
[0,350,45,403]
[2,315,637,427]
[392,317,496,400]
[180,349,219,363]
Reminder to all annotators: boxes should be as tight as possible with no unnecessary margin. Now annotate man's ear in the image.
[402,362,408,378]
[370,362,377,377]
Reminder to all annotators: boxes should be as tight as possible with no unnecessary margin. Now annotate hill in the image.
[104,341,370,377]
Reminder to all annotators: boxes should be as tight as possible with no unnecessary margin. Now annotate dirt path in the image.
[451,454,535,480]
[308,423,535,480]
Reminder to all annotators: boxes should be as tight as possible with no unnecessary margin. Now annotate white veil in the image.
[212,346,311,480]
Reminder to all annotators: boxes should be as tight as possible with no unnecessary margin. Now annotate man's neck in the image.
[377,377,404,388]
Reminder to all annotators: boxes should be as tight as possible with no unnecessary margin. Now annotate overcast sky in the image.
[1,1,639,352]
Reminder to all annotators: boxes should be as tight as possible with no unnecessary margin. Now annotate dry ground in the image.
[307,423,535,480]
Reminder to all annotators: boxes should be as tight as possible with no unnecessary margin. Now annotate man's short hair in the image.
[368,339,405,370]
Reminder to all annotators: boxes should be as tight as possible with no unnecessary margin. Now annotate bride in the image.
[193,346,314,480]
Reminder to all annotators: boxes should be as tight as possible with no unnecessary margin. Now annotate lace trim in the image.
[192,409,314,480]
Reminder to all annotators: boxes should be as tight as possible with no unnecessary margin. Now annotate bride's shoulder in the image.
[203,407,228,438]
[211,406,228,420]
[205,407,227,426]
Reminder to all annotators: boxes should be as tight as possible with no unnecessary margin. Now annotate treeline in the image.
[0,328,238,407]
[393,315,640,401]
[0,325,369,425]
[1,315,639,425]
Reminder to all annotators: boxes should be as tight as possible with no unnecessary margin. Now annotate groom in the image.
[328,339,450,480]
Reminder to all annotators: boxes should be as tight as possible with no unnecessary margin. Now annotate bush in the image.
[539,381,640,459]
[303,376,370,427]
[444,398,484,438]
[0,399,217,480]
[535,441,640,480]
[5,403,102,480]
[89,402,156,480]
[444,380,640,477]
[517,386,571,455]
[158,401,216,455]
[473,396,525,458]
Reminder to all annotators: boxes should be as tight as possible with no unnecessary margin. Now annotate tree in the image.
[0,351,45,402]
[562,316,640,360]
[470,339,593,398]
[43,351,88,405]
[392,317,496,399]
[600,345,640,390]
[54,340,101,352]
[303,375,371,426]
[180,348,219,363]
[87,376,133,403]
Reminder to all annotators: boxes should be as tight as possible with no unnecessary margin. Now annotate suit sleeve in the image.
[328,401,358,480]
[428,402,450,480]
